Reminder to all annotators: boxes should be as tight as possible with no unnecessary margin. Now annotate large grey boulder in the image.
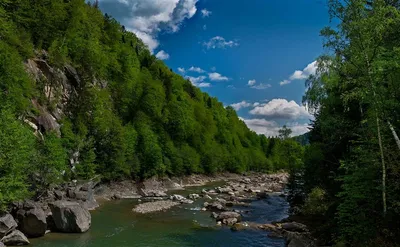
[0,214,17,238]
[49,201,91,233]
[1,230,30,246]
[17,205,47,237]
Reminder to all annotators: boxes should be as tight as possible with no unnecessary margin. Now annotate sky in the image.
[97,0,331,137]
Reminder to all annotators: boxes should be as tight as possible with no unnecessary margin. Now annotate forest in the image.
[0,1,302,209]
[289,0,400,246]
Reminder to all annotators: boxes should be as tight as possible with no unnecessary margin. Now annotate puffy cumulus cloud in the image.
[279,61,318,86]
[289,61,318,80]
[99,0,198,52]
[201,9,212,17]
[248,79,256,86]
[177,67,185,73]
[209,72,229,81]
[242,118,310,137]
[251,83,272,90]
[188,66,205,73]
[203,36,239,49]
[249,98,311,120]
[185,76,210,88]
[155,50,170,60]
[186,75,206,84]
[230,101,251,111]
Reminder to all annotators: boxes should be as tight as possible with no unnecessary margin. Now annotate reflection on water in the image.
[30,185,288,247]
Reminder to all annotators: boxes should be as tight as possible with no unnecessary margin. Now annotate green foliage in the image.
[35,132,67,190]
[0,109,35,208]
[297,1,400,245]
[302,187,328,216]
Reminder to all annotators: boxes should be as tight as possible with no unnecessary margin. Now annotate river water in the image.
[30,184,289,247]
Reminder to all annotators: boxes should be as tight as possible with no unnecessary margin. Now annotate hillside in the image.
[0,1,303,207]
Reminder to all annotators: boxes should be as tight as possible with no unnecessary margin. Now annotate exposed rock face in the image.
[1,230,30,246]
[0,214,17,238]
[16,201,47,237]
[49,201,91,233]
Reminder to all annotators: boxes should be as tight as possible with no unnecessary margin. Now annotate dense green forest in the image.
[290,0,400,246]
[0,1,303,208]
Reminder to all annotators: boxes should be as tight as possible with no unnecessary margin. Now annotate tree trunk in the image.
[388,121,400,151]
[377,115,387,216]
[365,53,387,216]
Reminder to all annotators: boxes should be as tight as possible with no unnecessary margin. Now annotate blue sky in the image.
[98,0,330,136]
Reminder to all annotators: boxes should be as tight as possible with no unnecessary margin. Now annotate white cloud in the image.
[186,75,206,84]
[243,118,310,137]
[209,72,229,81]
[249,98,311,120]
[251,83,272,90]
[280,79,291,86]
[188,66,205,73]
[178,67,185,73]
[280,60,318,86]
[231,101,251,111]
[100,0,198,52]
[186,76,210,88]
[203,36,239,49]
[155,50,170,60]
[201,9,212,17]
[198,82,211,88]
[248,79,256,86]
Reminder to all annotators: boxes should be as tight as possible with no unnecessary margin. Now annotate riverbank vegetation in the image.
[289,1,400,246]
[0,1,303,208]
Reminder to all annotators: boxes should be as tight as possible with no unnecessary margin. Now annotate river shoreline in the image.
[1,172,317,247]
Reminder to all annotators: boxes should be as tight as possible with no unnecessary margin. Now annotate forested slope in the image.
[0,1,302,208]
[290,1,400,246]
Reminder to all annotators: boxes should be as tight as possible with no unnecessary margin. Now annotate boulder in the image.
[170,194,186,201]
[180,199,194,204]
[206,202,225,211]
[188,194,200,200]
[1,230,30,246]
[204,195,212,200]
[231,222,250,231]
[54,190,65,200]
[216,211,241,222]
[0,242,5,247]
[281,222,308,233]
[17,206,47,237]
[49,201,91,233]
[0,214,17,238]
[222,218,237,226]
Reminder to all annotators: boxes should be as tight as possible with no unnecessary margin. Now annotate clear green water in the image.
[30,185,288,247]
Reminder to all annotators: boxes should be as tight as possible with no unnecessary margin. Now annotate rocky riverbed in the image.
[0,172,315,247]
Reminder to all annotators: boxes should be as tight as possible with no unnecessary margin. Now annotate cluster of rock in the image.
[231,221,316,247]
[0,200,90,246]
[0,181,97,246]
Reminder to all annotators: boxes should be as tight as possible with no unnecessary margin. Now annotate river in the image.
[30,184,289,247]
